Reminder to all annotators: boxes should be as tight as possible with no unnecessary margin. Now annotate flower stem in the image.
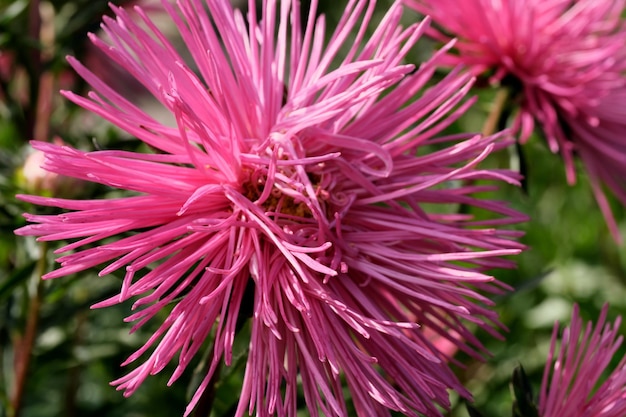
[482,87,511,137]
[10,242,47,417]
[458,87,513,215]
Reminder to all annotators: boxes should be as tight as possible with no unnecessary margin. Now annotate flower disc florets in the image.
[241,150,325,219]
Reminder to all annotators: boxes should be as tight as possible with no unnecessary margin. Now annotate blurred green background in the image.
[1,1,624,416]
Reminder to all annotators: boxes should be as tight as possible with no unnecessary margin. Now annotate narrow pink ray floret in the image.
[539,304,626,417]
[407,0,626,241]
[16,0,526,415]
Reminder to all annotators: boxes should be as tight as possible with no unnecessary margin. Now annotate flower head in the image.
[407,0,626,241]
[16,0,525,415]
[539,304,626,417]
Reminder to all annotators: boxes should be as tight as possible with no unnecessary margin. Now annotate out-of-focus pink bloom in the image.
[539,304,626,417]
[0,51,12,82]
[15,0,526,415]
[21,147,51,191]
[407,0,626,241]
[19,137,82,197]
[422,325,461,361]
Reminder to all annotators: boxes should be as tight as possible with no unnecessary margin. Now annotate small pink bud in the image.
[19,138,81,197]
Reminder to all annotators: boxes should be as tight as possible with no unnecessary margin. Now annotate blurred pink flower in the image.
[539,304,626,417]
[19,137,82,197]
[422,325,461,361]
[21,144,55,193]
[0,50,13,82]
[407,0,626,241]
[16,0,526,415]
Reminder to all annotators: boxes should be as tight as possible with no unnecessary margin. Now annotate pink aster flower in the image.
[16,0,526,415]
[539,304,626,417]
[407,0,626,241]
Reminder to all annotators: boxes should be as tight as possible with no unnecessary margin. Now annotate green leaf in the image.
[0,0,28,24]
[511,365,539,417]
[514,140,528,194]
[466,402,486,417]
[0,260,36,300]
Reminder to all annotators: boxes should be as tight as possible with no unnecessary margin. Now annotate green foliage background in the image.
[0,1,624,416]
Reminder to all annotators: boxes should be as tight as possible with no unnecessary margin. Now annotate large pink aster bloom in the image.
[407,0,626,241]
[16,0,526,415]
[539,304,626,417]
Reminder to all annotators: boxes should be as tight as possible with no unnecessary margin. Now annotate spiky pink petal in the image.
[539,304,626,417]
[408,0,626,241]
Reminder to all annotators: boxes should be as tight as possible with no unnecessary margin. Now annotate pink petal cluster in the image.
[407,0,626,240]
[16,0,526,415]
[539,304,626,417]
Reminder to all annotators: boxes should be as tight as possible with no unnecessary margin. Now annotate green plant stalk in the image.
[458,87,513,216]
[482,88,511,137]
[10,242,46,417]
